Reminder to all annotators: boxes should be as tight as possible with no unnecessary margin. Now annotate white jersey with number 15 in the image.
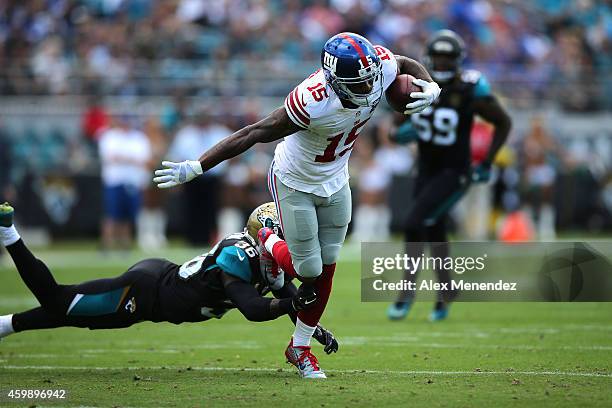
[273,45,398,197]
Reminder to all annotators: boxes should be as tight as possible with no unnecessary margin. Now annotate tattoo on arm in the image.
[395,55,433,82]
[198,107,301,172]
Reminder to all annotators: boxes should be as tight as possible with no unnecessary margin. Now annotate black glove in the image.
[291,283,317,311]
[313,324,339,354]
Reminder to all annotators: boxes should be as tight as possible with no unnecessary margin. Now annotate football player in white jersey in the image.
[154,32,441,378]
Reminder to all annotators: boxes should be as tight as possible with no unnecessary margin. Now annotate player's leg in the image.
[388,170,463,320]
[387,176,428,319]
[3,258,164,338]
[268,171,322,279]
[284,184,350,379]
[0,205,163,337]
[427,220,456,321]
[0,203,63,313]
[268,171,327,378]
[296,183,351,336]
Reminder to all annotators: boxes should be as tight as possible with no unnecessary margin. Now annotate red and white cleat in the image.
[285,338,327,379]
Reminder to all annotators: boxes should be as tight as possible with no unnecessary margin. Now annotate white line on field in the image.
[2,342,610,355]
[1,365,610,378]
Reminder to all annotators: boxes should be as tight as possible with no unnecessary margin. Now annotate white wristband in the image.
[187,160,204,175]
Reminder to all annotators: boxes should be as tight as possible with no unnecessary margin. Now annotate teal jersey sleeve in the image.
[216,246,253,282]
[473,75,492,99]
[395,121,420,144]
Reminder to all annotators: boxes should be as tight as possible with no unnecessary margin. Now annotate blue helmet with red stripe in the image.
[321,32,383,107]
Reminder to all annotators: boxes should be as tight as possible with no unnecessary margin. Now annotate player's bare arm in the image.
[395,55,433,82]
[198,107,301,171]
[153,107,301,189]
[472,96,512,165]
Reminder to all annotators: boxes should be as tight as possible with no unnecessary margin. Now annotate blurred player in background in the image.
[153,32,441,378]
[387,30,512,322]
[0,202,338,355]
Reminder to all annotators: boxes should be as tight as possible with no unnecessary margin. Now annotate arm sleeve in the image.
[374,45,398,90]
[224,280,294,322]
[473,75,492,99]
[97,131,113,161]
[284,85,311,130]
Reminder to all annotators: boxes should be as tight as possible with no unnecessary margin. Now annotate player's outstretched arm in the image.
[153,107,301,189]
[221,272,316,322]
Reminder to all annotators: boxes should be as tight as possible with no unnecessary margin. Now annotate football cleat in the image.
[0,202,14,228]
[429,302,450,322]
[285,338,326,379]
[387,301,412,321]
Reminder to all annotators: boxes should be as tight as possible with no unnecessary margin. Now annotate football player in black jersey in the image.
[0,202,338,354]
[387,30,512,321]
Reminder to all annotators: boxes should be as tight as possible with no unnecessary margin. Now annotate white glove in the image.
[153,160,203,189]
[404,79,441,115]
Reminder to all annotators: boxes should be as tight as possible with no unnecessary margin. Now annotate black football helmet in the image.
[423,29,466,83]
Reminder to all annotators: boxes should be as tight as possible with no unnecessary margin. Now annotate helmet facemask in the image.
[424,31,466,84]
[325,58,383,107]
[424,53,461,83]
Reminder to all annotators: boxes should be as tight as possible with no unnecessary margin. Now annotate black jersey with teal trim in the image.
[410,70,492,172]
[155,231,263,324]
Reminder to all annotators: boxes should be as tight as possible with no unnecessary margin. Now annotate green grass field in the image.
[0,245,611,407]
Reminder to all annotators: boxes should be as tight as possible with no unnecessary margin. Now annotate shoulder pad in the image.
[216,246,252,282]
[461,69,482,84]
[285,69,330,129]
[461,70,491,98]
[374,45,398,91]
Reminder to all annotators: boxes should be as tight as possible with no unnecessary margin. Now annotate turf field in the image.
[0,245,611,407]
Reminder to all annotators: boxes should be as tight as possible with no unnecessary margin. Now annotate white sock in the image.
[292,318,316,347]
[0,225,20,247]
[0,314,15,338]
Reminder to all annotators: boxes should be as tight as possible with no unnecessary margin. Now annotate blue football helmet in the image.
[321,32,383,107]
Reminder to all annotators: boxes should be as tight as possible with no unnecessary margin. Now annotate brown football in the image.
[385,74,422,113]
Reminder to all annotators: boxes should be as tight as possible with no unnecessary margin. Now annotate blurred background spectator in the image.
[167,110,231,245]
[0,0,611,244]
[98,115,152,251]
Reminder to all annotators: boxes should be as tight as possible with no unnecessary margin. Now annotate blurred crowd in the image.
[0,0,611,248]
[0,0,610,109]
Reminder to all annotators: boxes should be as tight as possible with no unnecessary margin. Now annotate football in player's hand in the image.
[385,74,422,114]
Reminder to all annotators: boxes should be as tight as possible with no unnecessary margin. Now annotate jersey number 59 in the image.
[412,107,459,146]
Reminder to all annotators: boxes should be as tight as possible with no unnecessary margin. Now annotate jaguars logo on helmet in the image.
[246,202,283,241]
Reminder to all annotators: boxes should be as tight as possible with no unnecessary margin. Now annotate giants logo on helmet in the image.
[323,52,338,73]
